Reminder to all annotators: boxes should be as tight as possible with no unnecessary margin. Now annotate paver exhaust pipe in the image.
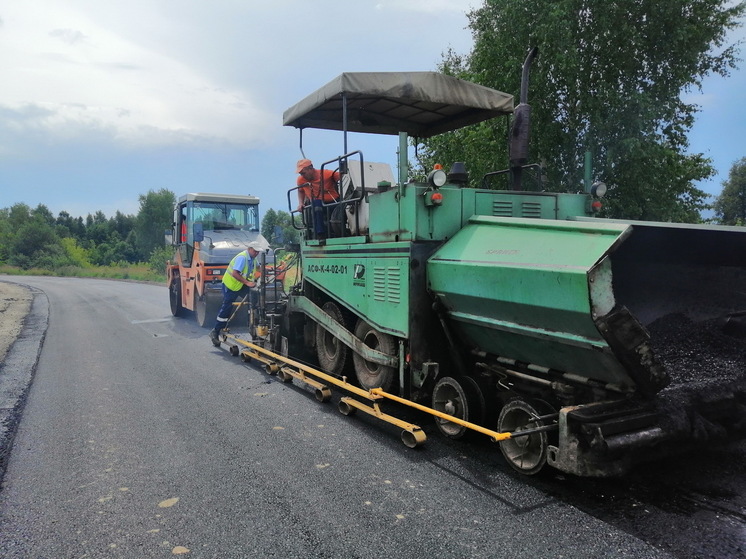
[510,46,538,191]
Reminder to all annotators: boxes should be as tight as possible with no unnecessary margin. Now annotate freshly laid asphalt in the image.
[0,276,742,558]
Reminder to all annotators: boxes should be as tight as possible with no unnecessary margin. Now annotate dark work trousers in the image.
[313,199,326,235]
[213,284,258,333]
[302,200,329,238]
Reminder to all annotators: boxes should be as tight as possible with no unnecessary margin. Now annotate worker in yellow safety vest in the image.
[209,241,264,345]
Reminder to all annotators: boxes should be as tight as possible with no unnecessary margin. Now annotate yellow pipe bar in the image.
[340,397,426,448]
[224,333,381,400]
[340,397,422,433]
[370,388,512,442]
[235,344,325,392]
[280,366,326,390]
[223,332,512,443]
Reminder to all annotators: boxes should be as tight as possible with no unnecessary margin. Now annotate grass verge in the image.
[0,264,166,284]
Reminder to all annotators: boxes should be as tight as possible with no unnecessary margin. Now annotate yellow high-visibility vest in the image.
[222,250,253,291]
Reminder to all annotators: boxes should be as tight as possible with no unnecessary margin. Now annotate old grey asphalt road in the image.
[0,276,675,558]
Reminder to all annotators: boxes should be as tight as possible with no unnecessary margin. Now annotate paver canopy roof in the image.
[283,72,514,138]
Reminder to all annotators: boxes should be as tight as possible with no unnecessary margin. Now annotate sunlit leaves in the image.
[420,0,745,222]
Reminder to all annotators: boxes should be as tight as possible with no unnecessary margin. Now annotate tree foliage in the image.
[713,157,746,224]
[9,219,63,268]
[134,189,176,261]
[261,208,299,246]
[417,0,745,222]
[0,192,290,273]
[0,191,176,270]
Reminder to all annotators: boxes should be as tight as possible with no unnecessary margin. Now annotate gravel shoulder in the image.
[0,279,47,486]
[0,282,32,362]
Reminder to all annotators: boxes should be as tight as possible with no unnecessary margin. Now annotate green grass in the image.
[0,264,166,284]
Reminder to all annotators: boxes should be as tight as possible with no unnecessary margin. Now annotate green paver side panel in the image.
[428,216,634,385]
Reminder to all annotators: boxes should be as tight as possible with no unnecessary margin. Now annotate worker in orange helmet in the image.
[295,159,340,238]
[295,159,340,211]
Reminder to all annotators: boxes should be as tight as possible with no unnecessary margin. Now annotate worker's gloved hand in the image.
[254,278,263,289]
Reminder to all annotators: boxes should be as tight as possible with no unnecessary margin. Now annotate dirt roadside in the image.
[0,280,41,486]
[0,282,32,362]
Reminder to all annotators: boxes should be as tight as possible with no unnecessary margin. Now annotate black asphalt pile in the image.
[645,313,746,441]
[647,313,745,385]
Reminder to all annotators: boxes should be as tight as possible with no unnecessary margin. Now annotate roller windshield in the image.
[190,201,259,231]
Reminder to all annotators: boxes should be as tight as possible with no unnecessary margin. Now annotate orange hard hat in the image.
[296,159,312,173]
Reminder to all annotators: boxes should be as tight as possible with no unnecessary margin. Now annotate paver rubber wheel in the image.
[315,301,351,376]
[497,398,548,475]
[432,376,485,439]
[352,319,396,392]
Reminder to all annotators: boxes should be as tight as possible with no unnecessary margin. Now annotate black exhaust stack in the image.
[510,47,538,191]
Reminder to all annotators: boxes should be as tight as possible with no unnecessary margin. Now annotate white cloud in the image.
[0,2,274,150]
[0,0,476,156]
[0,0,478,218]
[49,27,88,45]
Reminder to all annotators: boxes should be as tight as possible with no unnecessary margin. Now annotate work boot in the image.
[209,329,221,347]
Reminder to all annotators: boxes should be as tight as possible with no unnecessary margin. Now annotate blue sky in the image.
[1,1,744,220]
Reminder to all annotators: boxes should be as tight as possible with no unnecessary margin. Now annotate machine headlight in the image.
[427,167,447,188]
[591,181,607,198]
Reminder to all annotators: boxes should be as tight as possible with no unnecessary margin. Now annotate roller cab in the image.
[166,192,270,327]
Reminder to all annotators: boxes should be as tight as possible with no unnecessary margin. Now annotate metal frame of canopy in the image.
[282,71,515,184]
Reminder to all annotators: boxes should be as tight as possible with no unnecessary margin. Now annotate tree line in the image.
[0,189,176,272]
[0,189,300,274]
